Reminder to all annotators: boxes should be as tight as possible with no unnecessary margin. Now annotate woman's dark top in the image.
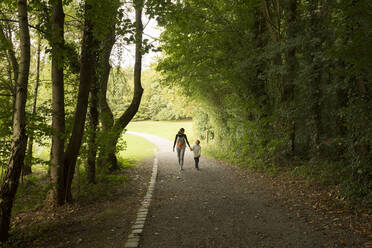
[173,133,191,149]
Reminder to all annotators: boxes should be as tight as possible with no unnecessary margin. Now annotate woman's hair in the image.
[179,128,185,132]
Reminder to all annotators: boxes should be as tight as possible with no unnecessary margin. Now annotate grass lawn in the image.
[27,121,194,166]
[126,120,194,141]
[119,133,156,161]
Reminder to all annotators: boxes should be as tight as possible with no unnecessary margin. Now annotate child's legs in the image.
[194,157,199,168]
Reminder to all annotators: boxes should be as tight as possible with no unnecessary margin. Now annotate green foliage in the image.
[157,0,372,204]
[107,66,191,121]
[73,169,128,203]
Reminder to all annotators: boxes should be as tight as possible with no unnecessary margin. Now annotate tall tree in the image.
[99,0,144,171]
[305,0,323,154]
[24,22,42,176]
[63,0,98,202]
[97,29,115,168]
[87,72,99,184]
[49,0,66,206]
[0,0,30,241]
[282,0,297,155]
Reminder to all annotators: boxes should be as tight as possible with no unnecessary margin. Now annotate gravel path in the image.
[127,131,366,248]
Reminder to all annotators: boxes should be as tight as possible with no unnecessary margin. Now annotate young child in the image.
[192,140,201,170]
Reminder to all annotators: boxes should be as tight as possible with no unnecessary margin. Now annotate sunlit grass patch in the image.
[126,120,195,141]
[119,133,155,161]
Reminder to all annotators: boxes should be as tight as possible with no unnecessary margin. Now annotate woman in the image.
[173,128,191,170]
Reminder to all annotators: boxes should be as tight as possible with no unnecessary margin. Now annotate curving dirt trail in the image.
[127,131,366,248]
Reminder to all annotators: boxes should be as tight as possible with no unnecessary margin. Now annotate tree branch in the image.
[0,18,45,33]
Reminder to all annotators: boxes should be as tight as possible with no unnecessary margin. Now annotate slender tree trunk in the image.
[102,1,144,171]
[305,0,323,153]
[0,0,30,241]
[63,2,96,202]
[283,0,297,155]
[263,0,281,43]
[262,0,282,73]
[252,8,269,102]
[49,0,66,206]
[116,1,144,128]
[99,31,115,131]
[336,62,347,139]
[87,76,99,184]
[97,30,115,168]
[116,0,144,135]
[24,28,42,176]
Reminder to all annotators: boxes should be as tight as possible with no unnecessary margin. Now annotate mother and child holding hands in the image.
[172,128,201,171]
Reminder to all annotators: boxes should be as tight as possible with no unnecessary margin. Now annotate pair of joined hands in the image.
[173,147,192,152]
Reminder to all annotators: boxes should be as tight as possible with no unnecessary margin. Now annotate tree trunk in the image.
[63,2,97,202]
[115,0,144,134]
[49,0,66,206]
[102,1,144,171]
[97,30,115,168]
[0,0,30,241]
[98,31,115,132]
[305,0,323,154]
[263,0,281,43]
[24,27,42,176]
[87,76,99,184]
[283,0,297,155]
[252,8,269,102]
[336,62,347,139]
[114,1,143,140]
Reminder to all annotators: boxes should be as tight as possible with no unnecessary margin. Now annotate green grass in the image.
[126,120,195,141]
[119,133,156,161]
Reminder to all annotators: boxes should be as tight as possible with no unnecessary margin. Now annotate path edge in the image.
[124,148,158,248]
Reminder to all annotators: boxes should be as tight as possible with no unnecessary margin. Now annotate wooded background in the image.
[155,0,371,205]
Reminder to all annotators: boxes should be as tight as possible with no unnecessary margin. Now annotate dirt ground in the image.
[2,158,153,248]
